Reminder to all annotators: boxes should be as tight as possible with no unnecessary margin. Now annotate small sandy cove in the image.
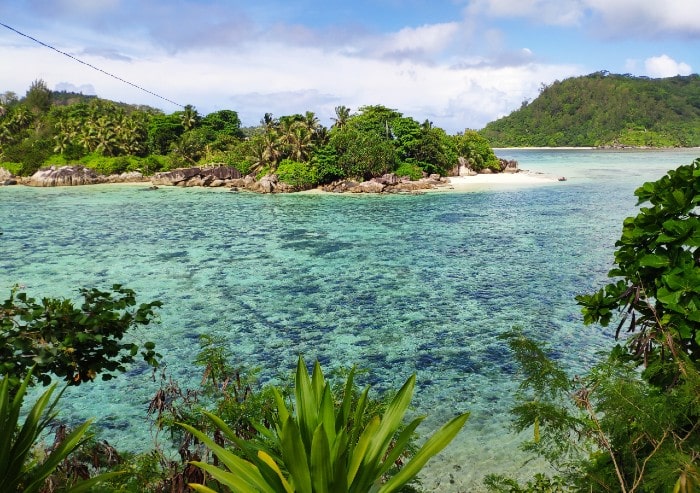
[440,170,560,192]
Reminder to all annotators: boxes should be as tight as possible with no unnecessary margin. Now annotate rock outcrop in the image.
[105,171,145,183]
[321,173,448,194]
[25,166,147,187]
[151,165,243,186]
[0,167,17,186]
[28,165,103,187]
[499,159,519,173]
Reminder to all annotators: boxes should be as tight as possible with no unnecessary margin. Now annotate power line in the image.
[0,20,184,108]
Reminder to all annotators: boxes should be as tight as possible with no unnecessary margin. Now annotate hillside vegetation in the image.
[480,72,700,147]
[0,80,500,187]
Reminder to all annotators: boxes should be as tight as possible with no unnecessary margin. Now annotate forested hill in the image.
[479,72,700,147]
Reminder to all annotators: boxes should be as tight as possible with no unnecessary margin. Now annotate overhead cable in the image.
[0,20,184,108]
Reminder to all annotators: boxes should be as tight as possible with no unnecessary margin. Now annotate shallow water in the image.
[1,149,698,490]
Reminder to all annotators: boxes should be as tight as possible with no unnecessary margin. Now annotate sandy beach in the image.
[439,170,561,192]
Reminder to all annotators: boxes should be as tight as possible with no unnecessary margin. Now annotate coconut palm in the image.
[286,124,313,162]
[332,105,351,130]
[261,112,278,133]
[180,104,200,131]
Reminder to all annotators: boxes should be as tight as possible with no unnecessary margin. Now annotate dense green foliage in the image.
[0,285,160,492]
[492,160,700,492]
[0,310,464,492]
[0,371,120,492]
[181,356,469,493]
[480,72,700,147]
[577,159,700,383]
[0,284,161,389]
[1,81,501,188]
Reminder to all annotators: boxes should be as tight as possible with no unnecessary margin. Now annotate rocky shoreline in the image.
[0,162,522,194]
[0,164,455,193]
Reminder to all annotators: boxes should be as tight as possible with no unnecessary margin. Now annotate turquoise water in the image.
[1,149,698,490]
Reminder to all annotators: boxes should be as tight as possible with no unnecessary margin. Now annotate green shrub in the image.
[2,138,53,176]
[276,159,318,190]
[394,162,423,181]
[0,371,120,492]
[0,284,161,389]
[181,356,469,493]
[79,154,132,175]
[0,162,23,175]
[140,154,175,173]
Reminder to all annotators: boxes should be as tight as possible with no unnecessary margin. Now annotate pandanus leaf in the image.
[379,412,469,493]
[179,422,275,493]
[280,417,313,493]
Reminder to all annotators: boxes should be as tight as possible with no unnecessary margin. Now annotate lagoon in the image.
[1,149,698,490]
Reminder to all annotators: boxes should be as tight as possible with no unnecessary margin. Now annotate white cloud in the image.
[376,22,461,61]
[585,0,700,37]
[465,0,586,26]
[0,36,580,132]
[644,54,692,78]
[466,0,700,37]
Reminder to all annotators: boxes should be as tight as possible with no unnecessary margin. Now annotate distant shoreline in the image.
[494,146,700,151]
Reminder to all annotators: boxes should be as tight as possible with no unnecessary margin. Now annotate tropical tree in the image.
[24,79,51,115]
[0,284,161,389]
[493,160,700,492]
[201,109,243,138]
[147,113,184,155]
[180,104,201,131]
[577,158,700,380]
[331,105,351,130]
[330,126,396,180]
[453,130,500,172]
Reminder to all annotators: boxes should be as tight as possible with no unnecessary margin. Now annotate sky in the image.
[1,0,699,133]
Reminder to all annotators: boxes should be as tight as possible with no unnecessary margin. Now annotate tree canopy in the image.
[0,82,501,188]
[480,72,700,147]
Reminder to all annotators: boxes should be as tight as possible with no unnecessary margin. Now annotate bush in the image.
[77,153,126,175]
[181,356,469,493]
[0,162,23,175]
[394,162,424,180]
[0,371,120,492]
[496,162,700,492]
[0,284,161,388]
[276,158,318,190]
[130,155,172,175]
[2,138,53,176]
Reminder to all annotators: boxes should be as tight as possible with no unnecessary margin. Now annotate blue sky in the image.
[1,0,698,132]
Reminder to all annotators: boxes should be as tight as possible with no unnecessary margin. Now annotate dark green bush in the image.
[394,162,423,180]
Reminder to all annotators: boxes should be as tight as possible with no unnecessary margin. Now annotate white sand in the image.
[438,171,560,192]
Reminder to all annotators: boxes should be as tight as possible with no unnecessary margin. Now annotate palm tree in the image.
[332,105,351,130]
[11,106,32,131]
[180,104,200,131]
[260,112,278,134]
[286,124,313,162]
[302,111,320,133]
[261,131,282,170]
